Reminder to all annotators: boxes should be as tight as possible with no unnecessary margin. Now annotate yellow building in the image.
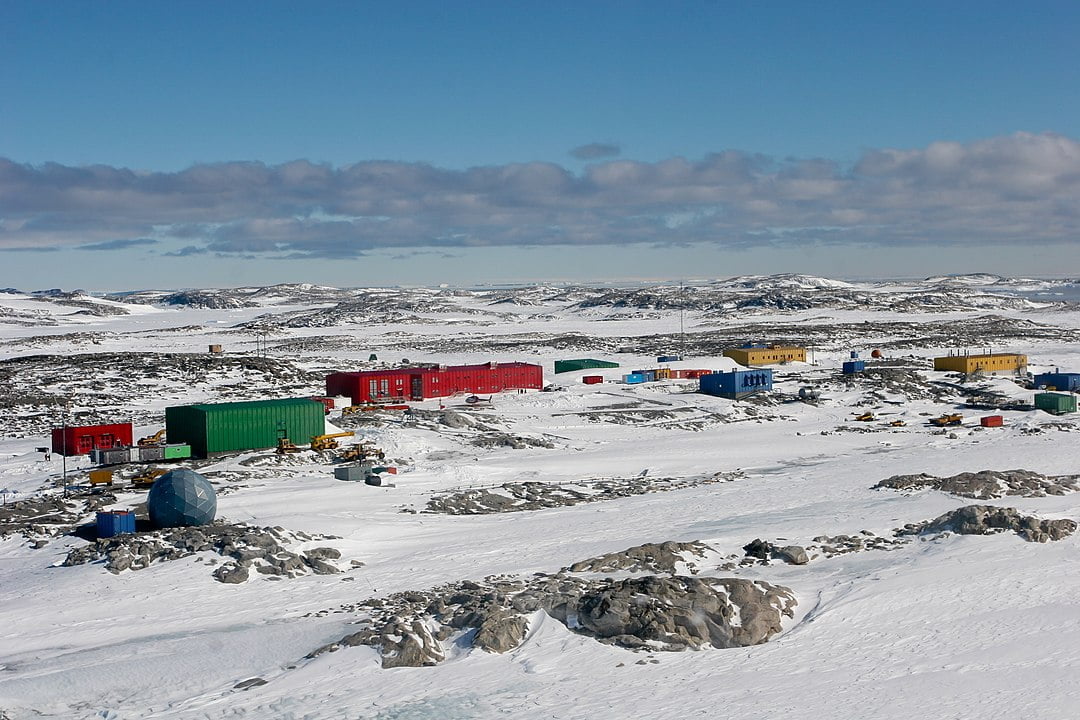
[933,353,1027,374]
[723,345,807,366]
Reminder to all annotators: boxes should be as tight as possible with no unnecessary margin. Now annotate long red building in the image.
[326,362,544,404]
[51,422,133,456]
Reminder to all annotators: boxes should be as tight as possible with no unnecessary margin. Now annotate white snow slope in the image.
[1,276,1079,719]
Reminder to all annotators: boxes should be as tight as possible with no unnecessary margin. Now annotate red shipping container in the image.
[582,375,604,384]
[980,415,1004,427]
[51,423,134,456]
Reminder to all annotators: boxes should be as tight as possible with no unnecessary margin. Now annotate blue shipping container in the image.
[657,355,682,363]
[699,369,773,398]
[850,351,859,359]
[643,370,657,382]
[97,510,136,538]
[842,360,866,374]
[623,373,646,384]
[1033,372,1080,392]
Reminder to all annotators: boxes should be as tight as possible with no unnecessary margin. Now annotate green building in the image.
[165,398,325,457]
[1034,392,1077,416]
[554,359,621,374]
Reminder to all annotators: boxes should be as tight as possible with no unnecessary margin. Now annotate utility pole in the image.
[61,402,69,497]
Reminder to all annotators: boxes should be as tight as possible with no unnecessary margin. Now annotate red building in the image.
[326,362,544,404]
[51,422,134,456]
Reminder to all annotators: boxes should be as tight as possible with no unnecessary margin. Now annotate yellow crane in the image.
[310,431,355,451]
[138,429,167,447]
[131,468,167,488]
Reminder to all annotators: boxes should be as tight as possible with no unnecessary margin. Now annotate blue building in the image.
[699,369,773,399]
[1033,372,1080,392]
[842,360,865,374]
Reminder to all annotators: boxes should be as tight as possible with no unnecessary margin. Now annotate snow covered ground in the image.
[1,275,1079,719]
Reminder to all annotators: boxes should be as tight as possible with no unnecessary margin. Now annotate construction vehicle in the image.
[887,419,907,427]
[854,412,876,422]
[131,468,166,488]
[276,437,301,454]
[338,443,385,463]
[310,431,354,452]
[930,413,964,427]
[137,429,166,447]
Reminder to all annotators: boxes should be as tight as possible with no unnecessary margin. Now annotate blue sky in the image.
[1,1,1078,290]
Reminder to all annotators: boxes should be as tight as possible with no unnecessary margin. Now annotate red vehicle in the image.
[327,362,543,404]
[51,423,134,456]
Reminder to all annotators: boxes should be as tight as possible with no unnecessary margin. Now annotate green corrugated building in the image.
[165,398,325,457]
[1034,392,1077,415]
[554,359,621,374]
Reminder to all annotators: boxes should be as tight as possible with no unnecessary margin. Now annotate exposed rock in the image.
[214,562,249,584]
[62,522,343,582]
[474,609,528,653]
[874,469,1080,499]
[776,545,809,565]
[233,677,267,690]
[902,505,1076,543]
[309,568,796,668]
[565,541,711,575]
[742,538,774,560]
[426,471,745,515]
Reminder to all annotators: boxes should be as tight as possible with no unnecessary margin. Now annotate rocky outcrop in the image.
[565,541,711,575]
[308,571,796,668]
[62,523,344,582]
[900,505,1076,543]
[874,469,1080,499]
[426,471,744,515]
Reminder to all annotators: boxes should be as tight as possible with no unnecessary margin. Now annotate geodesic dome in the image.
[147,468,216,528]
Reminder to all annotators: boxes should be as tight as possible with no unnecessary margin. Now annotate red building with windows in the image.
[51,422,134,456]
[326,362,544,404]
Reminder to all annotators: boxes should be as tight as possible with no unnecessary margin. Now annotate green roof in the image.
[185,398,321,412]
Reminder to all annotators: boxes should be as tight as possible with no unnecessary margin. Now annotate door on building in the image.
[411,376,423,400]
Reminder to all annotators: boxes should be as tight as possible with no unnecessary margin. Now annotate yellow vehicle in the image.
[276,437,301,454]
[887,419,907,427]
[338,444,385,463]
[930,413,964,427]
[311,431,354,451]
[131,468,166,488]
[138,429,167,447]
[854,412,876,422]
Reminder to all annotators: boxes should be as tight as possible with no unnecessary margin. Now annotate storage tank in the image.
[147,469,217,528]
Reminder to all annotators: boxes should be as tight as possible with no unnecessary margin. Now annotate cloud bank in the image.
[1,132,1077,259]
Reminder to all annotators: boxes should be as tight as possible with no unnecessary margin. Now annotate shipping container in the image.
[699,369,774,399]
[89,447,136,465]
[582,375,604,384]
[656,355,682,363]
[97,510,136,538]
[88,469,114,485]
[335,465,370,482]
[138,446,165,462]
[842,360,866,374]
[1034,392,1077,415]
[623,373,645,384]
[643,370,657,382]
[980,415,1004,427]
[1033,372,1080,392]
[554,359,620,374]
[328,362,543,404]
[166,398,325,458]
[163,444,192,460]
[52,423,134,457]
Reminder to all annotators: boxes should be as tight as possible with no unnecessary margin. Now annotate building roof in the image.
[177,398,323,412]
[331,362,541,378]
